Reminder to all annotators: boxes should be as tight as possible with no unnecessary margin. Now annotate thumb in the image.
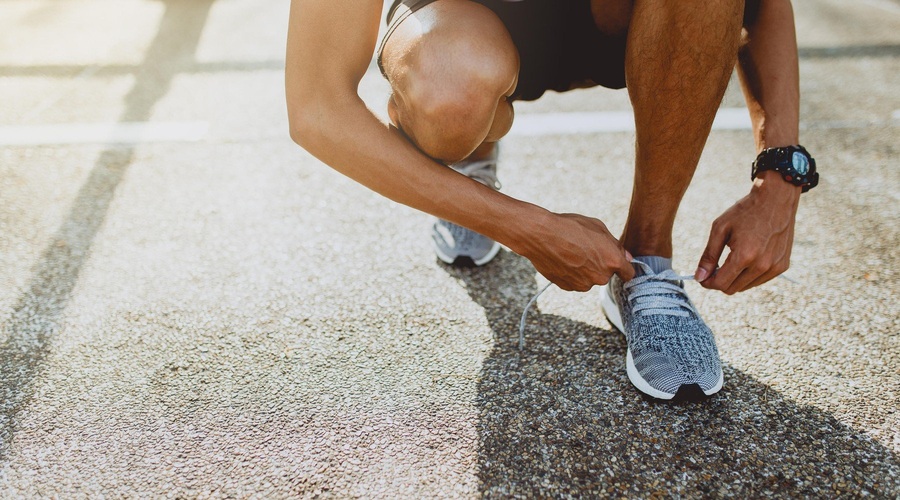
[696,223,728,282]
[617,248,636,281]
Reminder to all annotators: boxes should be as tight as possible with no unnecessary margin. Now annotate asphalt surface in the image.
[0,0,898,497]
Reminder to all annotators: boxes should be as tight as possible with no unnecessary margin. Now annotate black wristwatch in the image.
[751,145,819,193]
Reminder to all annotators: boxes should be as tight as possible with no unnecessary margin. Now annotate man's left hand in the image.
[695,170,802,294]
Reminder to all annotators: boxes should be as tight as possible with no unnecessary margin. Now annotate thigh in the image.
[381,0,610,102]
[579,0,761,92]
[376,0,439,79]
[378,0,518,91]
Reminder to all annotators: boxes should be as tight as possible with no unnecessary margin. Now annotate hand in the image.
[696,170,802,294]
[516,211,635,292]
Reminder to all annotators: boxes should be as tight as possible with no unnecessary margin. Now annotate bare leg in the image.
[380,0,518,164]
[620,0,745,257]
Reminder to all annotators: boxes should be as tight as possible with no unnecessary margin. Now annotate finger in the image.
[743,239,793,292]
[587,269,612,287]
[552,276,592,293]
[548,273,575,292]
[725,266,764,295]
[613,249,635,282]
[744,261,790,291]
[742,270,780,292]
[702,250,747,293]
[553,280,577,292]
[696,221,730,283]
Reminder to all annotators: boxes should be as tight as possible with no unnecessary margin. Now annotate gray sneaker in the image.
[431,146,501,267]
[600,256,723,401]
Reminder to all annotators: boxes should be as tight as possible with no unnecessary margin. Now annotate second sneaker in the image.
[431,145,502,267]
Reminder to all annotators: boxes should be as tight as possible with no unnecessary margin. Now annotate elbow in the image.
[287,84,333,150]
[287,88,361,152]
[288,95,351,154]
[288,112,304,145]
[288,104,320,150]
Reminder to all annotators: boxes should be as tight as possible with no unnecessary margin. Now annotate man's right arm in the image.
[285,0,633,290]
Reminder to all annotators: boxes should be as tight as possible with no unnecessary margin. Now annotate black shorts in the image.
[377,0,628,101]
[377,0,761,102]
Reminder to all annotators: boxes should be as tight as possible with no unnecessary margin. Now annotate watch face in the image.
[792,151,810,175]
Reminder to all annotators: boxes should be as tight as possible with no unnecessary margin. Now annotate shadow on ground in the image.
[441,251,899,498]
[0,0,216,459]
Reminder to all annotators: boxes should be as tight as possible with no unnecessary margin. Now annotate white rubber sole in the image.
[600,284,723,400]
[600,284,624,332]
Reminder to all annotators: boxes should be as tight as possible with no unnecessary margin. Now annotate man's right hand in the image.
[285,0,631,291]
[515,211,635,292]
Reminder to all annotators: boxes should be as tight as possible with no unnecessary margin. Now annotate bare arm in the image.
[286,0,633,290]
[738,0,801,152]
[696,0,804,293]
[286,0,524,239]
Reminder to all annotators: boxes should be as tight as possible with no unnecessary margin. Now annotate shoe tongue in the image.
[633,256,673,276]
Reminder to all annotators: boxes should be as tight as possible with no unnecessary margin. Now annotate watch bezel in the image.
[751,145,819,193]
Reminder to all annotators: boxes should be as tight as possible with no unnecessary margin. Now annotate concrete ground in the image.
[0,0,897,497]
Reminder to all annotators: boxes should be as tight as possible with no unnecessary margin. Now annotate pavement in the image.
[0,0,898,497]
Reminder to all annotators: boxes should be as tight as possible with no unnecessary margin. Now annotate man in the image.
[285,0,818,401]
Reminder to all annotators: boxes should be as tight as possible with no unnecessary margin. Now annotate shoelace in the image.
[517,261,798,349]
[623,261,697,319]
[518,282,552,349]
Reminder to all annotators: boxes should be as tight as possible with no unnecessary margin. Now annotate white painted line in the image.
[893,109,900,121]
[0,121,209,146]
[859,0,900,15]
[510,111,633,136]
[509,108,751,136]
[710,108,754,130]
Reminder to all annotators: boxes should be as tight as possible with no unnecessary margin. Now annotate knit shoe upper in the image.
[601,257,723,400]
[431,146,501,267]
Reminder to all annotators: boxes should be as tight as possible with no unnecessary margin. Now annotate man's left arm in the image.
[696,0,809,294]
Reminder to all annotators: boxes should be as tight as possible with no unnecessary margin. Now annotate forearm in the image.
[738,0,800,152]
[291,94,545,253]
[284,0,635,289]
[284,0,544,253]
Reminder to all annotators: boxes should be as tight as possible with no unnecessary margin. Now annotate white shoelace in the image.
[517,261,798,349]
[623,264,697,319]
[518,282,552,349]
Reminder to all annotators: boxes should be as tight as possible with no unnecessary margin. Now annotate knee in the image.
[390,13,518,162]
[405,73,512,162]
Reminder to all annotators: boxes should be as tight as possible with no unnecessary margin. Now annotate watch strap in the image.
[752,145,819,193]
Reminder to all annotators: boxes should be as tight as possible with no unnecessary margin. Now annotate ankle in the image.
[621,234,673,259]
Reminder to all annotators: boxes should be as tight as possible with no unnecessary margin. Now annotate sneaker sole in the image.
[600,285,724,401]
[433,240,501,267]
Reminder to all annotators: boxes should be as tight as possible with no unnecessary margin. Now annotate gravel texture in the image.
[0,0,897,497]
